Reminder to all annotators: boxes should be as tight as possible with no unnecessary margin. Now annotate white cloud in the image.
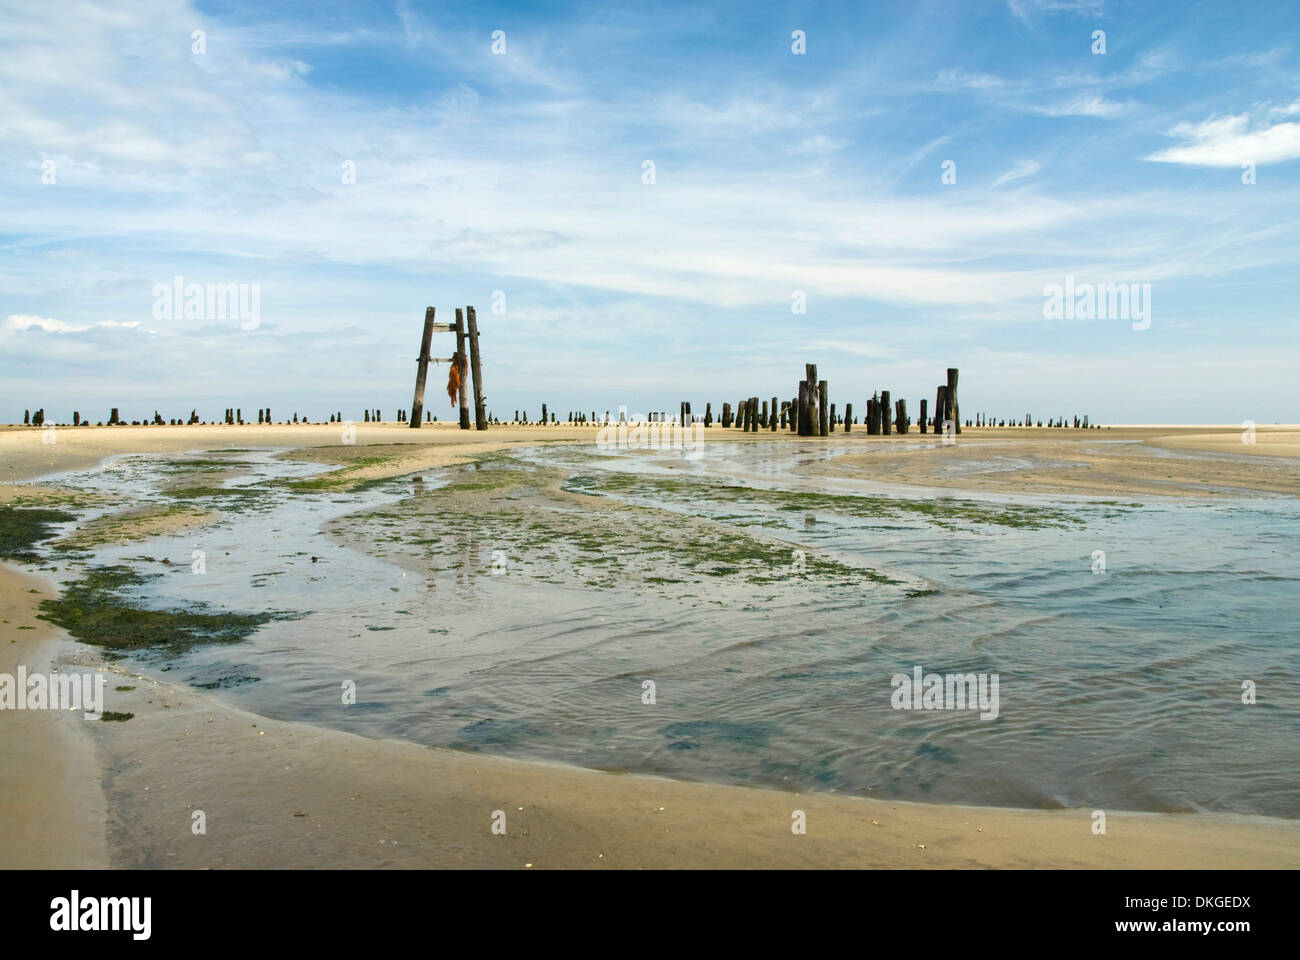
[1146,105,1300,167]
[5,314,141,334]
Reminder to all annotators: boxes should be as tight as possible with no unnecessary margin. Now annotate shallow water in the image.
[26,442,1300,817]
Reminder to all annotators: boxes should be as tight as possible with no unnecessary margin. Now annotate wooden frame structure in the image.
[409,305,487,430]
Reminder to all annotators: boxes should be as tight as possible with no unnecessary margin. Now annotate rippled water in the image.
[28,442,1300,817]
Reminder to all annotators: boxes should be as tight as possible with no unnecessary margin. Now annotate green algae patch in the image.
[38,565,290,657]
[55,502,216,550]
[566,471,1094,530]
[331,453,897,589]
[0,505,78,561]
[276,455,407,493]
[100,711,134,722]
[159,486,263,500]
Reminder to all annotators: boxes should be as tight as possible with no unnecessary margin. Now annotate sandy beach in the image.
[3,422,1299,869]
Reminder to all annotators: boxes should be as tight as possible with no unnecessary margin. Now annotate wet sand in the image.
[3,422,1299,868]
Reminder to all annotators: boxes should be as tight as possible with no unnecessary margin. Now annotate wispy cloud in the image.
[993,159,1042,188]
[1030,95,1133,118]
[932,68,1006,91]
[1007,0,1107,25]
[786,134,848,157]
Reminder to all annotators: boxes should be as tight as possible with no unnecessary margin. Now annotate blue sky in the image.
[2,0,1298,424]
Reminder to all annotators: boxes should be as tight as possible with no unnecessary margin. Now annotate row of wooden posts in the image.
[706,366,963,437]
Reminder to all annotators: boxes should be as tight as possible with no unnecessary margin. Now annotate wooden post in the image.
[880,390,891,436]
[722,402,731,428]
[867,395,878,435]
[760,399,768,430]
[829,403,836,433]
[896,398,908,434]
[797,382,808,436]
[466,306,487,430]
[409,307,436,428]
[844,403,852,433]
[919,398,928,433]
[936,385,947,434]
[818,380,829,437]
[947,368,960,435]
[454,309,471,430]
[752,397,759,432]
[803,365,817,437]
[704,402,713,427]
[541,402,547,427]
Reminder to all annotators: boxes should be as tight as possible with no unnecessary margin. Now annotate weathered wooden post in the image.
[896,398,908,434]
[759,399,768,430]
[866,395,878,435]
[818,380,829,437]
[880,390,891,436]
[453,309,471,429]
[466,306,487,430]
[919,398,928,433]
[704,402,713,427]
[947,368,960,435]
[797,382,808,436]
[842,403,852,433]
[936,385,947,434]
[829,403,836,433]
[541,402,547,426]
[721,402,731,428]
[803,365,817,437]
[769,396,778,432]
[409,307,437,427]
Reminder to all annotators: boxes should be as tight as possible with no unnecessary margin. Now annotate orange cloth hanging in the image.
[446,352,462,406]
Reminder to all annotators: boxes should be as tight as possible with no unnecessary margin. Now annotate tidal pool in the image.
[20,441,1300,818]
